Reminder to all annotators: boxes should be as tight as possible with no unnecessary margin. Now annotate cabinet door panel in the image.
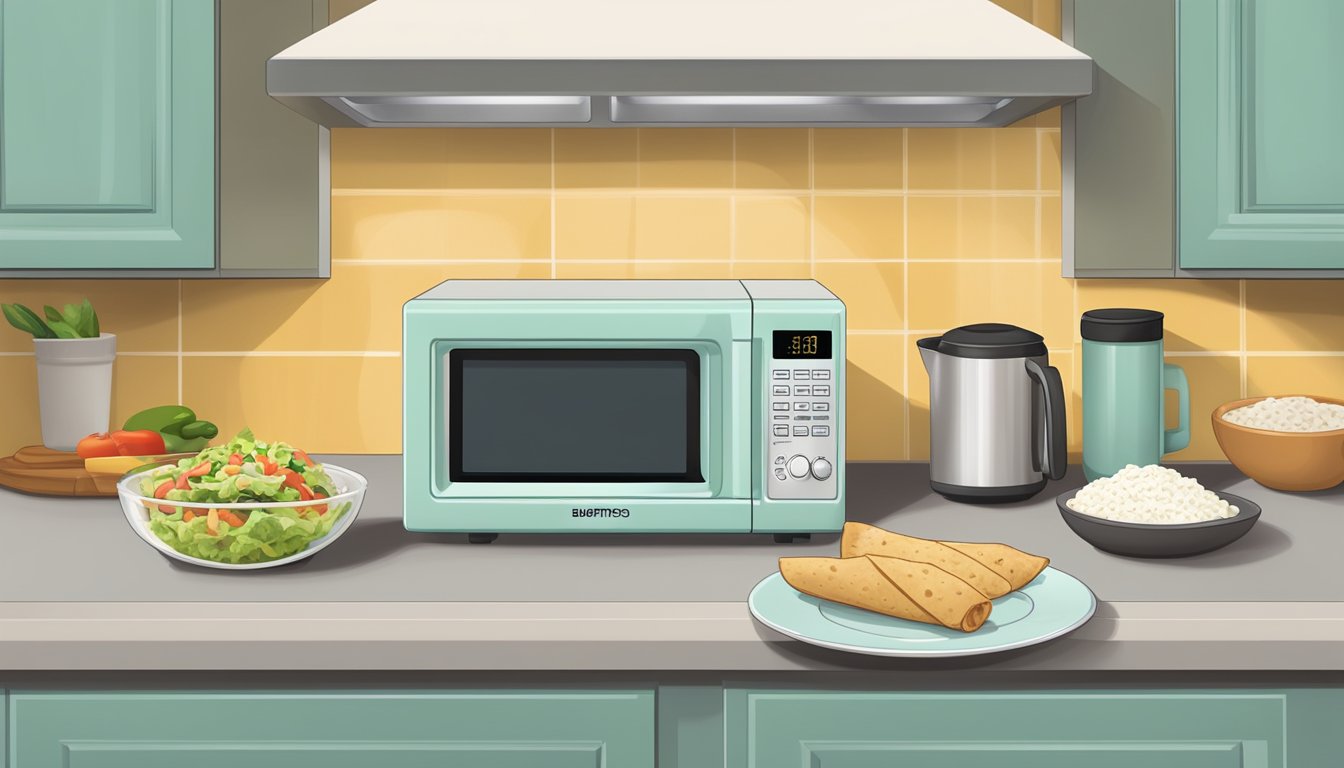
[9,691,653,768]
[60,742,601,768]
[726,690,1284,768]
[1179,0,1344,269]
[0,0,214,268]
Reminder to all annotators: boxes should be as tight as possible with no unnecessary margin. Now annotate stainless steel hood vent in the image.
[268,0,1094,128]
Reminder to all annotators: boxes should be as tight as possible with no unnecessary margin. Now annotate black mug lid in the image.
[1081,308,1164,343]
[934,323,1047,359]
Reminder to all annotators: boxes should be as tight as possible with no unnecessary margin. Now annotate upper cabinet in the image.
[1068,0,1344,277]
[1178,0,1344,269]
[0,0,214,270]
[0,0,329,277]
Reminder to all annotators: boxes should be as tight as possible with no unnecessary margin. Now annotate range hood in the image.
[267,0,1093,128]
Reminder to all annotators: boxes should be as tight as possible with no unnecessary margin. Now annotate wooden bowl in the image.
[1212,395,1344,492]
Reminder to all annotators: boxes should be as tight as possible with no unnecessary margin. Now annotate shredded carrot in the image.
[218,510,246,528]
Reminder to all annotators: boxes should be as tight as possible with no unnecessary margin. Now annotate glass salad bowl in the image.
[118,463,367,570]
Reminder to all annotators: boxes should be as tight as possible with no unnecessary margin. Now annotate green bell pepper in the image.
[123,405,219,453]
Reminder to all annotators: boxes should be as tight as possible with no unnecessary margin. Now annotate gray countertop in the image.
[1,458,1341,672]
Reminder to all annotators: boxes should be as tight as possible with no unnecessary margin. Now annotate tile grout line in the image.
[729,129,737,269]
[1035,128,1044,266]
[328,257,1060,265]
[808,128,816,280]
[549,128,557,279]
[1239,279,1247,397]
[331,188,1062,199]
[902,127,911,460]
[12,347,1332,357]
[176,280,183,404]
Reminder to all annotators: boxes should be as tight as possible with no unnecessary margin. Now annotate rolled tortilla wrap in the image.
[939,540,1050,591]
[779,555,992,633]
[840,522,1013,599]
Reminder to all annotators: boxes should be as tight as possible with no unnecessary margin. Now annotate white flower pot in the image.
[33,333,116,451]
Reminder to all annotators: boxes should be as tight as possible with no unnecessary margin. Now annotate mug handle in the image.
[1025,359,1068,481]
[1163,363,1191,454]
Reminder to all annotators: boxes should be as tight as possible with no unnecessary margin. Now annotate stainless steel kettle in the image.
[917,323,1066,503]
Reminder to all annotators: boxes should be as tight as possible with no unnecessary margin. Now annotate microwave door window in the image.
[449,349,702,482]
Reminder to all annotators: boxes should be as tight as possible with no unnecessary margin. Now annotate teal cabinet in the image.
[0,0,215,270]
[1178,0,1344,269]
[7,690,655,768]
[1070,0,1344,276]
[726,690,1288,767]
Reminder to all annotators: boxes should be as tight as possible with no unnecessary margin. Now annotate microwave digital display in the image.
[772,330,832,359]
[448,349,703,483]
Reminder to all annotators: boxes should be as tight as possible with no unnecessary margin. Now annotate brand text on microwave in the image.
[572,508,632,518]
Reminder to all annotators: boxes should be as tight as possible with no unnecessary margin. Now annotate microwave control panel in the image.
[766,362,838,500]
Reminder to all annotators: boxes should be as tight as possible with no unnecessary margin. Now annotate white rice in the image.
[1067,464,1238,524]
[1222,396,1344,432]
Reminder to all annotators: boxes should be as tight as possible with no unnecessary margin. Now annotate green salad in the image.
[139,429,350,564]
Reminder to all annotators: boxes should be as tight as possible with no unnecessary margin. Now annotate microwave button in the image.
[811,369,831,380]
[812,402,830,412]
[772,370,791,380]
[774,455,786,465]
[793,370,811,380]
[811,457,834,481]
[772,385,790,396]
[772,402,790,411]
[811,385,831,396]
[813,415,829,421]
[793,385,811,396]
[773,425,790,437]
[794,402,811,411]
[811,425,831,437]
[773,414,790,421]
[774,468,789,481]
[787,454,811,477]
[792,426,809,437]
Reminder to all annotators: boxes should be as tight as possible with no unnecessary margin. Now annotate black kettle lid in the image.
[937,323,1048,359]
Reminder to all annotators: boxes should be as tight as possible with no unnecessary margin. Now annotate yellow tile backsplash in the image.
[812,129,903,189]
[1,0,1340,462]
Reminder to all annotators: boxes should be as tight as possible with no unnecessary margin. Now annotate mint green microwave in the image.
[403,279,845,541]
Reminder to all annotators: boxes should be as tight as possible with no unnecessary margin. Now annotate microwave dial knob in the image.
[787,454,811,479]
[810,457,833,481]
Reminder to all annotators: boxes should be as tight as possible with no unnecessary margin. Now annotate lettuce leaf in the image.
[147,503,350,564]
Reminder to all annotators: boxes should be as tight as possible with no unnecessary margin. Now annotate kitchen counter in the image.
[1,458,1340,671]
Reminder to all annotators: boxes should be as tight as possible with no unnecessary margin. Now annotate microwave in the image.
[402,279,845,542]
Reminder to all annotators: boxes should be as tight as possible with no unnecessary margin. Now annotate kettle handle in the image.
[1025,359,1068,481]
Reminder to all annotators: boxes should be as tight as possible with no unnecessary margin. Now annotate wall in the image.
[1,0,1341,461]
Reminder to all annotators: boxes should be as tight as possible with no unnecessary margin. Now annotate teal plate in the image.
[748,566,1096,657]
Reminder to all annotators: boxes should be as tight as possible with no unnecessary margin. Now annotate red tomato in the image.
[294,450,315,467]
[256,455,278,475]
[183,461,211,478]
[227,453,244,466]
[111,430,166,456]
[76,433,119,459]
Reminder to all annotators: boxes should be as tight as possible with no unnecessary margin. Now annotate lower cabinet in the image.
[725,690,1295,768]
[7,690,654,768]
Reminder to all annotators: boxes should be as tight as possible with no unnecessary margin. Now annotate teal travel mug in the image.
[1081,309,1190,481]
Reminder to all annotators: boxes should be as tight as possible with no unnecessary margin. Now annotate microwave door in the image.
[448,349,702,483]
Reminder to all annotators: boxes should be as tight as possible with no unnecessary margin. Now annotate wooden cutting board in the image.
[0,446,122,497]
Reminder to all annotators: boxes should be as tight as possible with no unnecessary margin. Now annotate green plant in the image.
[2,299,100,339]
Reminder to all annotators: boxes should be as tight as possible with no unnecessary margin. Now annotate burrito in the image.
[840,522,1013,599]
[939,540,1050,591]
[779,554,992,632]
[842,522,1050,592]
